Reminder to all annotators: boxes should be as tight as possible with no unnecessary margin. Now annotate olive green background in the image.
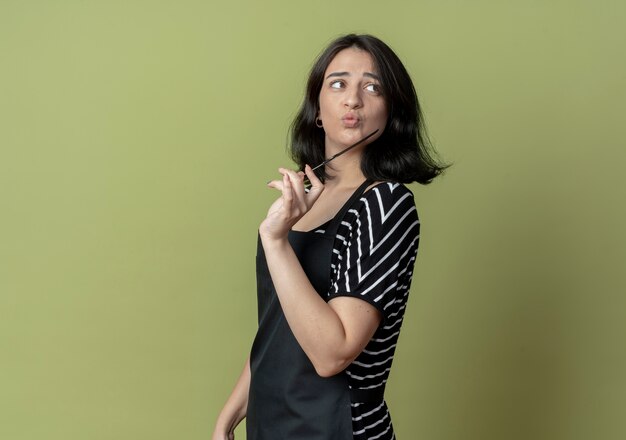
[1,1,625,439]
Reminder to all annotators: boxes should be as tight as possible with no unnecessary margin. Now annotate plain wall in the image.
[1,1,625,439]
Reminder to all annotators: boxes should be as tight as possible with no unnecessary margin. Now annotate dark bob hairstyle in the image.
[290,34,449,184]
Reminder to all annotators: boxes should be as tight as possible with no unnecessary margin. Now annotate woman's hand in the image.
[211,423,235,440]
[259,164,324,241]
[212,412,242,440]
[212,356,250,440]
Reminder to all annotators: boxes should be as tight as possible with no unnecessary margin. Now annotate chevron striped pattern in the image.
[316,181,420,440]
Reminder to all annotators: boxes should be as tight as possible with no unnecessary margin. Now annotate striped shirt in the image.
[314,181,420,440]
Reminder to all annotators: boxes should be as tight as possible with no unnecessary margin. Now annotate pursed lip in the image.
[341,112,360,122]
[341,113,361,127]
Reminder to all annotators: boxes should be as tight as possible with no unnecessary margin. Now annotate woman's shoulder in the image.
[360,181,416,207]
[342,180,419,244]
[351,180,418,224]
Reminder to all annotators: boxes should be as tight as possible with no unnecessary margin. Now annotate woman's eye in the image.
[365,83,381,94]
[330,80,343,89]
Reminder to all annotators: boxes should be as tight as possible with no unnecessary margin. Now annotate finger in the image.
[266,179,284,192]
[268,167,296,189]
[282,172,293,215]
[304,164,323,188]
[278,167,304,184]
[297,171,306,192]
[279,167,306,208]
[304,164,324,201]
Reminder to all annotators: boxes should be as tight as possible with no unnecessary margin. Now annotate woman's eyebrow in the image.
[326,71,349,79]
[325,71,381,80]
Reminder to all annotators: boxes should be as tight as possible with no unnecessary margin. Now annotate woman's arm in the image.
[212,355,250,440]
[261,167,382,377]
[262,238,381,377]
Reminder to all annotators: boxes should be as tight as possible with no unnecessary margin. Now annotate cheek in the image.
[317,94,330,117]
[373,104,388,123]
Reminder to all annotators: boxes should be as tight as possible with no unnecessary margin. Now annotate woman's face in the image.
[318,47,388,151]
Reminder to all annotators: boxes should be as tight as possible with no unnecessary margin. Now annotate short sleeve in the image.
[327,182,420,324]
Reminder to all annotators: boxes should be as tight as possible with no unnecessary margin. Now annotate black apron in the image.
[247,179,378,440]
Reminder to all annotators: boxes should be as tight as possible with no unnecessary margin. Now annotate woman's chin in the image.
[327,127,371,146]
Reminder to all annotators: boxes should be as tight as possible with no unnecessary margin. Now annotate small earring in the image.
[315,117,323,128]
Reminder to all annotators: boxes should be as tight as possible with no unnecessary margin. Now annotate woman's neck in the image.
[322,149,367,190]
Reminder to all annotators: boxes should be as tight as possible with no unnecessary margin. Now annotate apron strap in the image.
[324,179,373,239]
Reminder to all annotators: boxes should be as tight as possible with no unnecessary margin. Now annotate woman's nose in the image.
[343,87,363,109]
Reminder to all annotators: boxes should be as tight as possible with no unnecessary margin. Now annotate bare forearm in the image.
[214,356,250,436]
[261,237,350,376]
[259,168,381,376]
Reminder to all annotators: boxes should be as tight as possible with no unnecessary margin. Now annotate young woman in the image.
[213,34,448,440]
